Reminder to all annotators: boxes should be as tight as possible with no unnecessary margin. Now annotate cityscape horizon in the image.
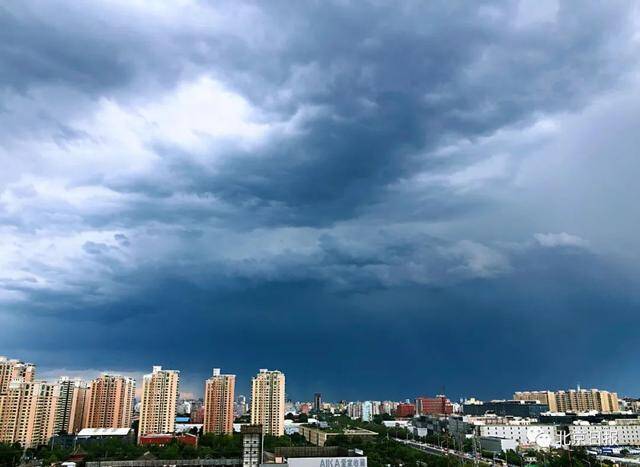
[4,355,636,404]
[2,1,640,465]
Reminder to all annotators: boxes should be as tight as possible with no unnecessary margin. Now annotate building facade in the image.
[0,357,36,395]
[395,403,416,418]
[313,393,322,413]
[204,368,235,435]
[251,369,285,436]
[0,381,59,447]
[242,424,263,467]
[568,420,640,446]
[362,401,373,422]
[416,396,453,415]
[463,400,549,418]
[514,389,619,413]
[83,374,135,429]
[299,425,378,447]
[478,423,560,449]
[54,377,88,434]
[479,436,519,453]
[138,366,180,439]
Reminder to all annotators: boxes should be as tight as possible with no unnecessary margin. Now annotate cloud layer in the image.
[1,0,640,399]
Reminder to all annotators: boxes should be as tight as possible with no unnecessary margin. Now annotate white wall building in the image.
[568,421,640,446]
[478,424,560,449]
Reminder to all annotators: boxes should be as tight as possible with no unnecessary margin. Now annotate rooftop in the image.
[77,428,132,437]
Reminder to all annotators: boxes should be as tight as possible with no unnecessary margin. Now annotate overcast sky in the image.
[1,0,640,401]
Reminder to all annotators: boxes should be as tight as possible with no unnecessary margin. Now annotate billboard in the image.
[288,458,367,467]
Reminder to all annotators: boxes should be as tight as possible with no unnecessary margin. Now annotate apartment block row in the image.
[514,388,620,413]
[0,356,286,448]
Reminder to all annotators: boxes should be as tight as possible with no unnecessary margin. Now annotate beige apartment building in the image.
[250,369,285,436]
[514,390,557,410]
[83,374,135,428]
[0,356,36,394]
[514,388,620,413]
[54,377,88,434]
[138,366,179,439]
[203,368,235,435]
[0,381,59,447]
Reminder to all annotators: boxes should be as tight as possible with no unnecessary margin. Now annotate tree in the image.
[0,443,23,467]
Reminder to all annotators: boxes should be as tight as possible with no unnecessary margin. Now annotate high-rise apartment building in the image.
[203,368,235,435]
[514,388,620,413]
[0,356,36,395]
[0,381,59,447]
[83,374,135,428]
[513,391,556,411]
[362,401,373,422]
[138,366,179,439]
[347,401,363,419]
[54,377,88,434]
[313,393,322,413]
[250,369,285,436]
[235,394,248,417]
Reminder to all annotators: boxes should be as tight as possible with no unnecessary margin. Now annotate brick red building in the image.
[190,406,205,424]
[395,403,416,418]
[139,433,198,447]
[415,395,453,415]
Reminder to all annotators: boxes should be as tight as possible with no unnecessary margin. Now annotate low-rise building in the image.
[382,420,410,429]
[412,414,449,438]
[448,415,560,449]
[568,420,640,446]
[77,428,135,444]
[478,423,560,449]
[266,447,367,467]
[539,411,640,425]
[298,425,377,447]
[49,427,135,449]
[138,433,198,447]
[478,436,518,453]
[463,400,548,418]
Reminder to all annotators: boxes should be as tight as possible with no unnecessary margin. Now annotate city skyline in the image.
[0,355,631,404]
[2,1,640,400]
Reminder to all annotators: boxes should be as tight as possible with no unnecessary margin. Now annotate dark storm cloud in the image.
[0,3,134,93]
[88,1,636,226]
[1,0,640,398]
[3,1,631,227]
[4,242,639,399]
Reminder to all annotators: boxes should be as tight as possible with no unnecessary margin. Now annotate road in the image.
[393,438,499,466]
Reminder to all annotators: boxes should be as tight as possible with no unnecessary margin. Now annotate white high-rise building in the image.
[362,401,373,422]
